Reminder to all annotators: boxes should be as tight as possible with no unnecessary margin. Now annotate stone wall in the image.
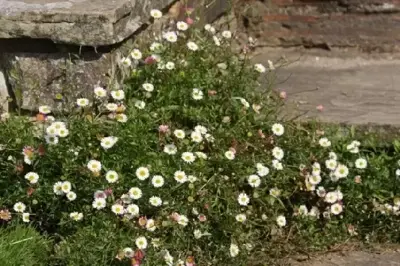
[0,0,228,112]
[235,0,400,52]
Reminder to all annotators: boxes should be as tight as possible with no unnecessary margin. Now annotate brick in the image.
[237,0,400,51]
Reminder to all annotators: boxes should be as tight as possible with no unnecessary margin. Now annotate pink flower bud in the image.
[186,17,194,25]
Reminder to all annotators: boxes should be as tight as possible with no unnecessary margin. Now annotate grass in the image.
[0,225,51,266]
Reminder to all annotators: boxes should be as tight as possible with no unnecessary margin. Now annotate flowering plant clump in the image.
[1,9,400,266]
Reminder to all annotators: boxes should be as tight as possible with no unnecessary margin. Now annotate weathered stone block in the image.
[0,0,228,112]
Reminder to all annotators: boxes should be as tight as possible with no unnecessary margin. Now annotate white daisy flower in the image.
[106,170,119,183]
[192,88,204,100]
[276,215,286,227]
[312,162,321,176]
[92,198,106,210]
[213,36,221,46]
[146,219,156,231]
[149,196,162,207]
[195,152,208,160]
[325,192,338,204]
[222,30,232,39]
[135,236,148,250]
[194,125,208,135]
[178,215,189,226]
[100,136,118,150]
[248,174,261,188]
[66,191,77,201]
[174,129,186,139]
[177,21,189,31]
[111,90,125,100]
[257,165,270,177]
[163,31,178,43]
[269,188,281,197]
[325,159,337,171]
[142,83,154,92]
[272,159,283,170]
[319,137,331,148]
[24,172,39,184]
[308,174,322,185]
[163,144,178,155]
[61,181,72,193]
[316,186,326,197]
[150,42,163,52]
[188,175,198,183]
[238,98,250,108]
[131,49,142,60]
[330,203,343,215]
[13,202,26,213]
[111,204,125,215]
[45,135,59,145]
[121,57,132,67]
[94,86,107,98]
[187,41,199,51]
[22,212,30,222]
[347,141,360,153]
[174,170,188,183]
[396,169,400,176]
[230,244,239,257]
[135,100,146,109]
[191,131,203,143]
[194,229,202,239]
[182,152,196,163]
[123,248,134,258]
[225,150,235,160]
[52,121,66,131]
[38,105,51,114]
[309,206,320,217]
[152,175,165,188]
[355,158,367,169]
[116,113,128,123]
[205,133,215,142]
[150,9,162,19]
[106,103,118,112]
[334,164,349,178]
[271,123,284,136]
[69,212,83,221]
[238,192,250,206]
[272,147,284,160]
[336,190,344,201]
[76,98,90,107]
[235,214,246,223]
[46,125,58,136]
[165,61,175,70]
[128,187,143,200]
[298,205,308,216]
[126,204,139,216]
[57,128,69,138]
[254,64,266,73]
[87,159,102,173]
[53,181,64,195]
[329,152,338,160]
[136,167,150,180]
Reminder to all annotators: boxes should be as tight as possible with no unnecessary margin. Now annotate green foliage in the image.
[0,225,51,266]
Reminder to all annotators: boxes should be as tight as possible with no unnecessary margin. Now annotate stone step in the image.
[255,47,400,127]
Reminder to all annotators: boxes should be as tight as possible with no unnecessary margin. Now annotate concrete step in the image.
[255,48,400,127]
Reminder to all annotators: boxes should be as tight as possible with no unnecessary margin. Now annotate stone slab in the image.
[0,0,175,46]
[255,48,400,127]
